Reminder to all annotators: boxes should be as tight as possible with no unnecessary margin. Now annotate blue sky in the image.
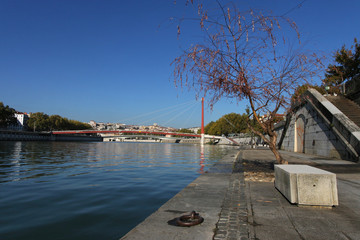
[1,0,360,128]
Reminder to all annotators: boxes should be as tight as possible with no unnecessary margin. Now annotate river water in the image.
[0,141,231,240]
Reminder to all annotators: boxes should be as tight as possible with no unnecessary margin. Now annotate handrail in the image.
[304,88,360,162]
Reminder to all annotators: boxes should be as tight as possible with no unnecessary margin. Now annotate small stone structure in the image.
[275,165,338,207]
[276,88,360,162]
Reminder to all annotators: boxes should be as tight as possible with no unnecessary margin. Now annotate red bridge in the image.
[52,130,201,138]
[53,98,207,141]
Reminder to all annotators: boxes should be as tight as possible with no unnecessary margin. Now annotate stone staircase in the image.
[302,89,360,161]
[326,95,360,128]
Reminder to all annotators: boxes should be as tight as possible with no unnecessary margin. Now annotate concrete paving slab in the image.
[252,212,294,228]
[327,219,360,234]
[243,149,360,239]
[291,217,350,240]
[122,148,360,240]
[346,232,360,240]
[246,180,360,240]
[253,225,302,240]
[247,183,279,207]
[283,206,323,219]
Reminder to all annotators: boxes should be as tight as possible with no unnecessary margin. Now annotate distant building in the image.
[88,120,179,133]
[89,120,97,129]
[97,122,106,130]
[9,113,29,131]
[188,127,200,133]
[115,123,126,130]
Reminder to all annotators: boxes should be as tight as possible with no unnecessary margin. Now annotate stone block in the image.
[274,165,338,206]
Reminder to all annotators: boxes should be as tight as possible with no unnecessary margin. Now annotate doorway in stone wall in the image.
[295,115,305,153]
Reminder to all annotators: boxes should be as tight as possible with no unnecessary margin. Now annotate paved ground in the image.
[241,149,360,240]
[121,148,360,240]
[213,159,248,240]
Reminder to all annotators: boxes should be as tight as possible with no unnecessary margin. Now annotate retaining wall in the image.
[276,88,360,162]
[0,130,102,142]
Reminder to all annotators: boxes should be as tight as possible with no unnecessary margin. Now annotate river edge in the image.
[0,130,102,141]
[120,148,241,240]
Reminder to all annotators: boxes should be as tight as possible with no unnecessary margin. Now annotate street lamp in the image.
[325,85,330,96]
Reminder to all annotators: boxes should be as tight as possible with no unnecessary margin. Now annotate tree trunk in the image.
[269,141,288,164]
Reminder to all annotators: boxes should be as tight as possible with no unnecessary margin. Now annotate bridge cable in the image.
[162,101,199,127]
[119,100,197,124]
[182,102,199,128]
[139,100,198,126]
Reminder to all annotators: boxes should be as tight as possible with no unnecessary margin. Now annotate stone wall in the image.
[53,134,103,142]
[0,131,50,141]
[277,88,360,162]
[280,102,350,159]
[0,130,102,142]
[231,136,261,145]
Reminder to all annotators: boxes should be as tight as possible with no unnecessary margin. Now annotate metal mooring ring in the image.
[176,211,204,227]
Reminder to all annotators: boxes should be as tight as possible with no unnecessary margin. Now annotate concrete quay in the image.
[243,149,360,240]
[121,148,360,240]
[121,148,244,240]
[0,130,102,141]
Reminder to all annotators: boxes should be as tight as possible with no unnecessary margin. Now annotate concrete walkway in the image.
[243,149,360,240]
[121,148,360,240]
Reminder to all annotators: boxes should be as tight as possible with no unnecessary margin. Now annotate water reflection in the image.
[199,144,205,174]
[9,142,21,181]
[0,142,230,184]
[0,141,231,240]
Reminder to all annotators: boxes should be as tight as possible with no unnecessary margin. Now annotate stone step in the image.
[326,95,360,128]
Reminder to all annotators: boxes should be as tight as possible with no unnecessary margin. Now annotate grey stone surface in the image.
[274,165,338,206]
[245,149,360,240]
[322,100,342,114]
[122,148,360,240]
[212,172,249,240]
[278,88,360,161]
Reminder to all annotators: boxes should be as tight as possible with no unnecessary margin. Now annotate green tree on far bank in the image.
[203,121,216,134]
[27,112,50,131]
[66,119,91,130]
[177,128,195,134]
[202,113,256,136]
[0,102,17,128]
[27,112,91,131]
[49,115,66,130]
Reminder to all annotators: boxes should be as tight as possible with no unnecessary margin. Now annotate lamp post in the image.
[325,85,330,96]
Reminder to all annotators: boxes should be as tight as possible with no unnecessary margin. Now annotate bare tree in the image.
[172,0,323,164]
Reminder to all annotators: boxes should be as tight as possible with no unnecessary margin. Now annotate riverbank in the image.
[0,130,102,142]
[121,148,360,239]
[120,148,244,240]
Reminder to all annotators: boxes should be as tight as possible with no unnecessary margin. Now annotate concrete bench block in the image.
[275,165,338,206]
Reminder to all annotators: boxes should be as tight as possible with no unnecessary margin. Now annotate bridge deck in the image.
[51,130,201,138]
